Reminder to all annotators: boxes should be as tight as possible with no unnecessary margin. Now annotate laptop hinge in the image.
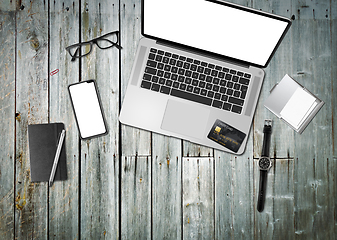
[156,40,250,69]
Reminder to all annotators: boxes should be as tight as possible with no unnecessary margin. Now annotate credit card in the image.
[207,119,246,153]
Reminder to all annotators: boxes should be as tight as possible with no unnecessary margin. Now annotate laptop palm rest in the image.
[161,100,210,140]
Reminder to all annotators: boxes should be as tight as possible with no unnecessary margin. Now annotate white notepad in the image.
[264,74,324,133]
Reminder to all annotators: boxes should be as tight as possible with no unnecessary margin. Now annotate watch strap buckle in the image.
[264,119,272,127]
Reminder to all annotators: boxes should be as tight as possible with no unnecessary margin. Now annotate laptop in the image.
[119,0,291,154]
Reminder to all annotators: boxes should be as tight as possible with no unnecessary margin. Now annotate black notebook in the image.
[28,123,67,182]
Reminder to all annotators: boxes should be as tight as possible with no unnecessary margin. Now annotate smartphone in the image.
[68,80,108,139]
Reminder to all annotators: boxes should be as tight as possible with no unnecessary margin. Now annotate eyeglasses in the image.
[66,31,122,61]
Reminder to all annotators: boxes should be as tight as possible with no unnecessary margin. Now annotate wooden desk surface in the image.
[0,0,336,239]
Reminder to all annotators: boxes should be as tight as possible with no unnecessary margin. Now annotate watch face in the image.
[259,157,271,170]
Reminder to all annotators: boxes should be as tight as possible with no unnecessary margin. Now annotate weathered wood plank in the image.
[120,0,151,157]
[152,134,182,239]
[121,156,151,239]
[214,1,254,239]
[0,0,335,239]
[120,0,153,238]
[14,0,49,239]
[0,10,15,240]
[49,1,80,239]
[253,158,295,239]
[80,0,120,239]
[0,0,20,12]
[291,0,335,239]
[331,2,337,236]
[215,127,254,239]
[183,157,214,239]
[251,0,296,238]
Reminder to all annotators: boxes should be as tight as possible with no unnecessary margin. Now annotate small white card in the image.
[280,87,317,128]
[264,74,324,133]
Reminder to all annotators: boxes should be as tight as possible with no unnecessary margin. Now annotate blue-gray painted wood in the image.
[49,1,80,239]
[80,0,120,239]
[14,0,49,239]
[0,0,336,239]
[0,10,15,240]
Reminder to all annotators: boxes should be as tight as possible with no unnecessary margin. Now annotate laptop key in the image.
[151,83,160,92]
[230,69,236,74]
[234,91,240,97]
[141,80,151,89]
[155,55,162,62]
[143,73,152,81]
[239,77,250,85]
[147,60,157,67]
[214,93,221,100]
[228,96,244,106]
[193,87,201,94]
[171,89,212,106]
[149,53,155,60]
[232,105,242,114]
[212,100,223,109]
[160,86,171,94]
[179,83,187,90]
[244,73,251,79]
[223,103,232,111]
[159,78,166,85]
[207,91,214,98]
[240,90,247,99]
[145,67,157,75]
[225,74,232,80]
[165,80,173,87]
[204,68,211,75]
[173,82,179,89]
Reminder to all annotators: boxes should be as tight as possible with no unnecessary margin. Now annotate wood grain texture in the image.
[121,156,151,239]
[0,0,19,12]
[49,1,80,239]
[120,0,151,157]
[291,0,335,238]
[183,157,214,239]
[0,10,15,240]
[80,0,120,239]
[152,134,182,239]
[214,129,254,239]
[0,0,336,239]
[15,0,49,239]
[120,1,152,238]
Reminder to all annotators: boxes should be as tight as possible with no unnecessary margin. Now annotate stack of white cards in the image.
[264,74,324,133]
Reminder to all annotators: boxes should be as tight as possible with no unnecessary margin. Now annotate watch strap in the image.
[261,121,272,157]
[257,170,268,212]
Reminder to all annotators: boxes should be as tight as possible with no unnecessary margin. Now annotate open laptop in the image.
[119,0,291,154]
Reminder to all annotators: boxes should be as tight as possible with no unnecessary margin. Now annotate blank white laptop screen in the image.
[143,0,290,67]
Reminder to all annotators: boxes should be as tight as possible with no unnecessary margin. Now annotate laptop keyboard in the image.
[140,48,252,114]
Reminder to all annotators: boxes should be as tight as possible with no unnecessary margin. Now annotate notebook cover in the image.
[28,123,67,182]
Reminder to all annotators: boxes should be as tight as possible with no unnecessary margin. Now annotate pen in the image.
[49,129,66,187]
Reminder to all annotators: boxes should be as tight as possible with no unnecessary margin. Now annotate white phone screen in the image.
[68,80,107,139]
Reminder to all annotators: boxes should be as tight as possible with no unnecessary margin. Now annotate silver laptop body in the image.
[120,0,291,154]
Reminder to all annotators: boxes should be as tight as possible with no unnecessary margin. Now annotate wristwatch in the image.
[257,119,272,212]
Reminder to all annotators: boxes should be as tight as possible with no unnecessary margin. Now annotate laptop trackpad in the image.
[161,100,210,140]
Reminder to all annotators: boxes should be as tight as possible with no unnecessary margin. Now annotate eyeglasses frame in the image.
[65,31,122,61]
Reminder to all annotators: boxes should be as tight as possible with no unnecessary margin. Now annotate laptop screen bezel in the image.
[141,0,292,68]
